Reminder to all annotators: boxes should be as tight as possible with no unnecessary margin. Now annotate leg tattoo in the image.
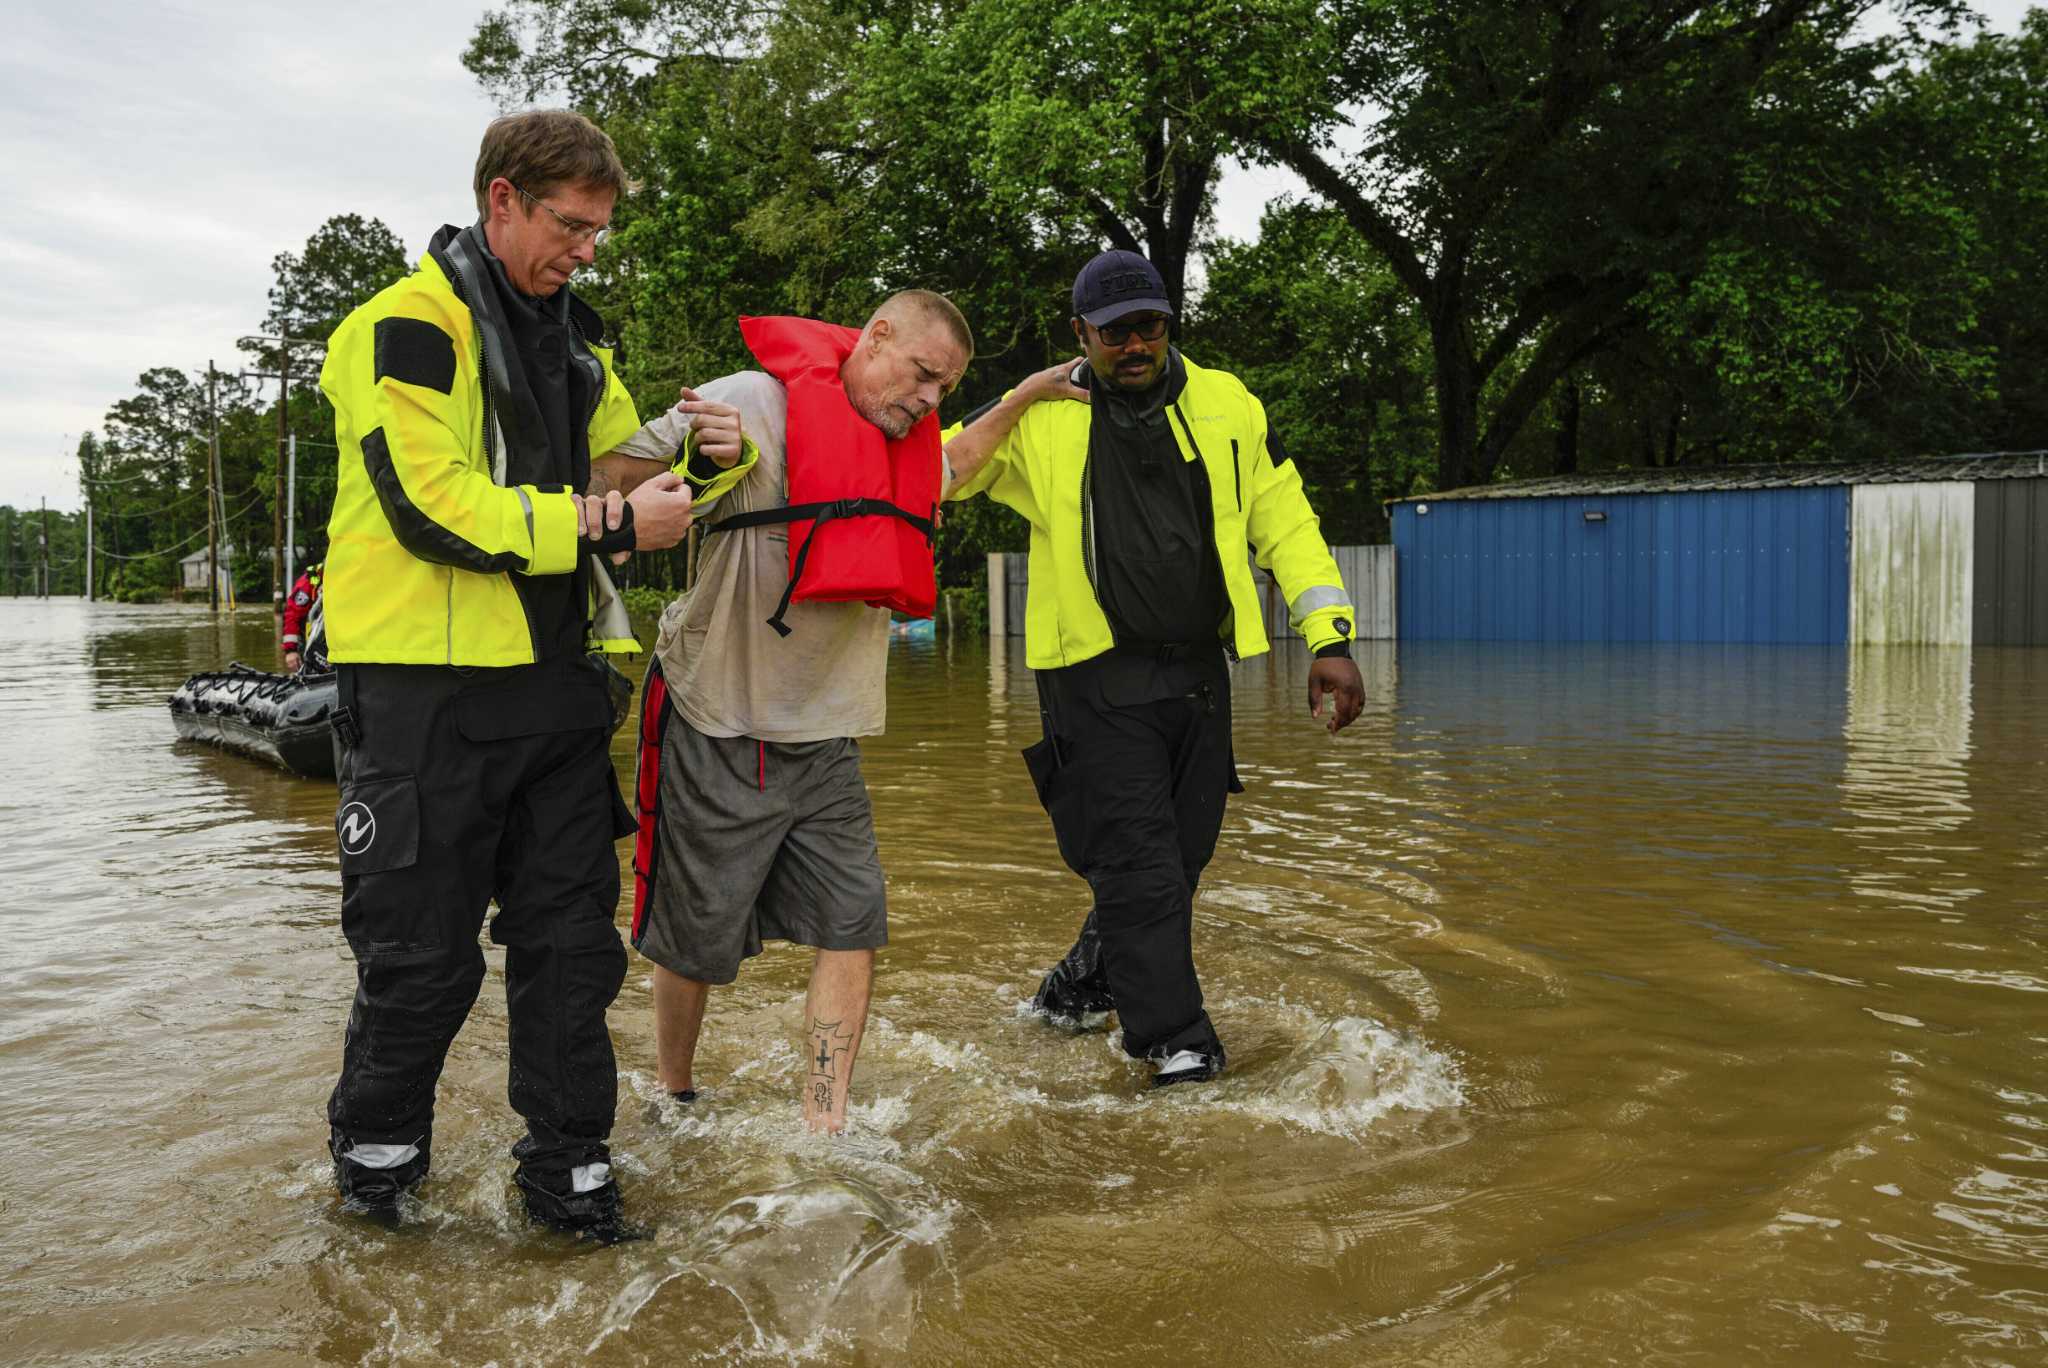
[805,1017,857,1130]
[808,1018,854,1083]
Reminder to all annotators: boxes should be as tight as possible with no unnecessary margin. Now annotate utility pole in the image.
[86,495,94,602]
[274,359,286,608]
[285,432,297,592]
[39,497,50,598]
[207,361,220,612]
[238,335,324,613]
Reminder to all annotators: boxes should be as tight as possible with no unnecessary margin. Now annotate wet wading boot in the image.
[1030,953,1115,1031]
[1150,1043,1226,1088]
[330,1135,430,1228]
[515,1168,650,1247]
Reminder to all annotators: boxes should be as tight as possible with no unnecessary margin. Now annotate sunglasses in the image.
[1093,316,1170,346]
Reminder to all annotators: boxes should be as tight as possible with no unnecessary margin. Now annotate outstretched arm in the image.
[942,361,1088,499]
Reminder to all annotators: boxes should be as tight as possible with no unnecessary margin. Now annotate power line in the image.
[92,487,268,560]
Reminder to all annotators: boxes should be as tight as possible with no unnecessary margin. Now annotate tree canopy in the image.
[462,0,2041,527]
[37,4,2044,610]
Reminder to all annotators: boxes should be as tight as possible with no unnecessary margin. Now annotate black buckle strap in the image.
[704,497,934,540]
[704,497,937,638]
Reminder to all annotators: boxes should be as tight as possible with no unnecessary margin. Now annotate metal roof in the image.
[1392,451,2048,503]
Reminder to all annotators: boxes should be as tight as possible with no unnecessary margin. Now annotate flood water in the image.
[3,598,2045,1366]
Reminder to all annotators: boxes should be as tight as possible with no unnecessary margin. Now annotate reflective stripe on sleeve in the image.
[1288,584,1350,621]
[515,486,536,557]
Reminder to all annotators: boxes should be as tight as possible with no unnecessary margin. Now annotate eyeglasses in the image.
[1094,315,1169,347]
[510,182,612,247]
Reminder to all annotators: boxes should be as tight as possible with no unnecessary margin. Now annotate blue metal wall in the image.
[1392,487,1849,643]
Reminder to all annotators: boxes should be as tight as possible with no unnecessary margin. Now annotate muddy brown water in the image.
[2,599,2044,1366]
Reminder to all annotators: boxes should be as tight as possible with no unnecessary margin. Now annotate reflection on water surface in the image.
[1,601,2043,1365]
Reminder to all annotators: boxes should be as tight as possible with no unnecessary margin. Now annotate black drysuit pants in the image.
[1024,648,1237,1059]
[326,658,634,1188]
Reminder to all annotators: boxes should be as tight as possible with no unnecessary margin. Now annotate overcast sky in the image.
[2,1,2033,512]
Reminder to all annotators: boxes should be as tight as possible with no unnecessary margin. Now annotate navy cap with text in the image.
[1071,249,1174,326]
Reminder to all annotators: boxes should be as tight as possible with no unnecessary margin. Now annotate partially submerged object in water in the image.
[169,664,337,779]
[168,653,635,783]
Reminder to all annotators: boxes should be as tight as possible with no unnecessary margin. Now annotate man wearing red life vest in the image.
[592,290,972,1133]
[943,250,1367,1088]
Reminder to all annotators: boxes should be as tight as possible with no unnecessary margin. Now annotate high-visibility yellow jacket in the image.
[320,235,755,665]
[946,355,1353,670]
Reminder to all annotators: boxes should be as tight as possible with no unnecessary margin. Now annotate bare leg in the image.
[801,948,874,1134]
[652,964,711,1096]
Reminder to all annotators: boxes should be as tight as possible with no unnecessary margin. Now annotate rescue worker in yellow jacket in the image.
[317,111,707,1240]
[944,250,1366,1086]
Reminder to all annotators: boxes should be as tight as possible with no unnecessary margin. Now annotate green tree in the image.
[1220,0,1978,490]
[1193,203,1436,541]
[1906,10,2048,451]
[460,0,2034,560]
[262,213,410,344]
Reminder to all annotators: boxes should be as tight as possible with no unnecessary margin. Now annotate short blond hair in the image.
[473,110,633,214]
[869,289,975,360]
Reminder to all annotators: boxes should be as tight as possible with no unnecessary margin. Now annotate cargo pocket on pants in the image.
[337,774,429,961]
[1021,736,1060,810]
[1022,735,1086,875]
[336,775,421,877]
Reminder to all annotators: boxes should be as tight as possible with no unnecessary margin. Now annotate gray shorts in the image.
[632,711,887,984]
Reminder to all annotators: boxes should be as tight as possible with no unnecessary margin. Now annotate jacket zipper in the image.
[1170,404,1239,656]
[566,316,604,433]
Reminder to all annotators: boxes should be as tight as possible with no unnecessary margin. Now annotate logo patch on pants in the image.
[337,802,377,856]
[334,775,420,877]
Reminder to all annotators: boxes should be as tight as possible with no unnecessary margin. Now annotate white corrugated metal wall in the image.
[1254,545,1395,640]
[1850,482,1975,645]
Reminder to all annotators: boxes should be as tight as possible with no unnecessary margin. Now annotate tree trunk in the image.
[1431,318,1482,492]
[1553,376,1581,475]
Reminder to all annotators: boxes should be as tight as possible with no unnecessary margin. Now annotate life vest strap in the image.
[704,498,936,638]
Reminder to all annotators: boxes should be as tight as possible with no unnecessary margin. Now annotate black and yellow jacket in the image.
[946,354,1353,670]
[319,226,749,665]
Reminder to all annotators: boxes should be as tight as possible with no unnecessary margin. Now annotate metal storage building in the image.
[1390,453,2048,645]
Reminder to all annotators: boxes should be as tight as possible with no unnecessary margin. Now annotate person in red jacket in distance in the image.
[281,562,322,673]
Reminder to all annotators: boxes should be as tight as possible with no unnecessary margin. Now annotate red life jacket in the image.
[706,315,940,636]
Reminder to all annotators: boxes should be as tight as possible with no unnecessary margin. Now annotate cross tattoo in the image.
[807,1018,853,1083]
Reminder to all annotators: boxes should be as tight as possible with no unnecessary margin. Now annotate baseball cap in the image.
[1071,249,1174,326]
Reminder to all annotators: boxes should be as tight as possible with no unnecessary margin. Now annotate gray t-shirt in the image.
[615,371,889,742]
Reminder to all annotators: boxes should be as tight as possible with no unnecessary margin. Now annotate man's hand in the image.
[626,469,695,550]
[678,386,745,467]
[1307,656,1365,735]
[283,650,301,673]
[1015,360,1091,407]
[576,489,632,565]
[942,360,1089,498]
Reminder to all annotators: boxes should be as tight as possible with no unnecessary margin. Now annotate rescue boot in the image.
[515,1167,649,1247]
[1150,1041,1226,1088]
[1031,964,1114,1029]
[330,1133,429,1224]
[1030,925,1115,1029]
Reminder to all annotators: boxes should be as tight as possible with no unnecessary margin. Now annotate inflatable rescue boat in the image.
[169,665,338,779]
